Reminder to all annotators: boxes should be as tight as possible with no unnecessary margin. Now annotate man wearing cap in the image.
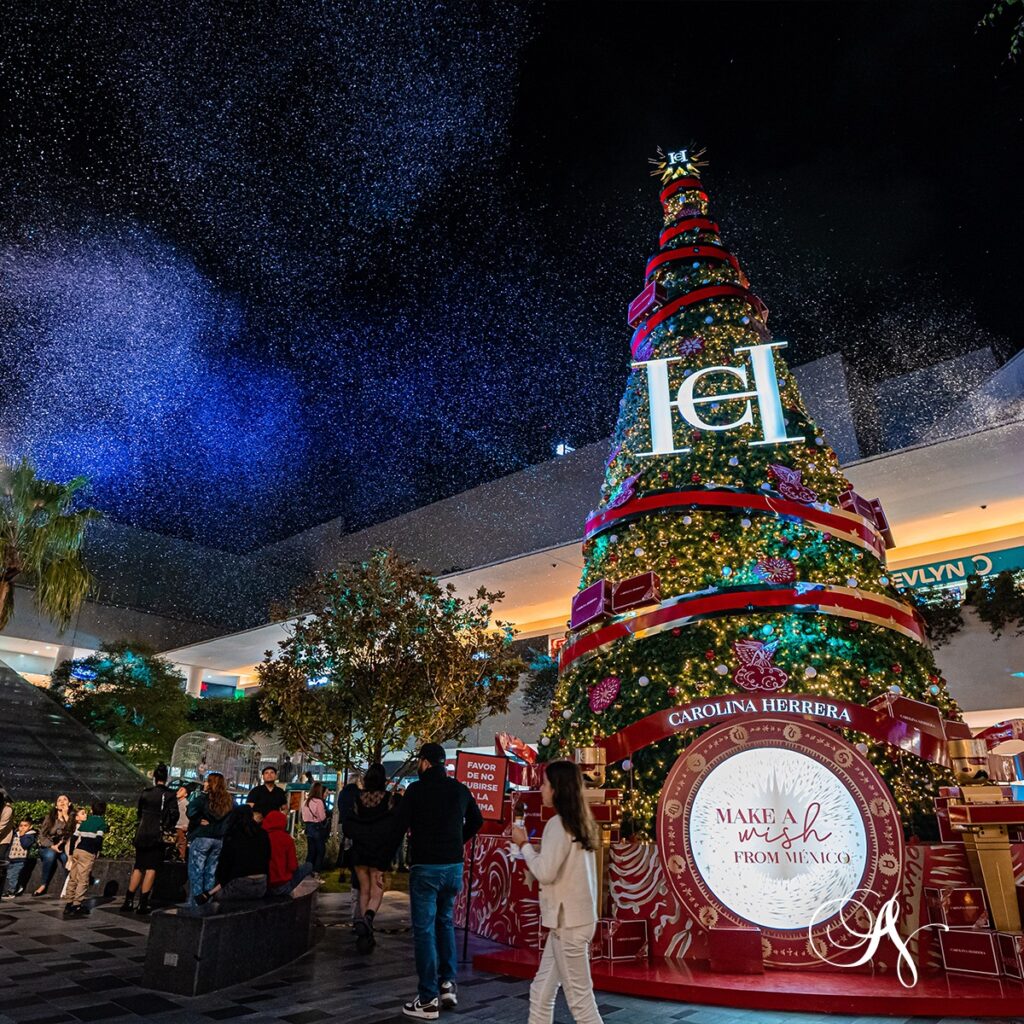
[246,766,287,822]
[393,742,482,1020]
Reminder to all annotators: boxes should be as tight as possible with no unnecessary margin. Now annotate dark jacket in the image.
[392,767,482,866]
[187,792,232,839]
[37,811,75,850]
[344,789,398,868]
[215,825,270,886]
[74,814,106,856]
[135,784,177,849]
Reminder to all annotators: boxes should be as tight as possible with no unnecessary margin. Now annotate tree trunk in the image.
[0,577,12,630]
[331,761,342,837]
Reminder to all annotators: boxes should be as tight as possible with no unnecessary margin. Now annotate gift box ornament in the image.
[597,918,648,961]
[627,281,668,328]
[925,887,990,929]
[611,571,661,614]
[997,932,1024,979]
[939,928,1001,976]
[571,580,612,630]
[708,926,764,974]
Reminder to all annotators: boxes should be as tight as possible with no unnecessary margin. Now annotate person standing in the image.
[345,763,399,954]
[64,801,106,918]
[392,743,482,1021]
[2,818,38,897]
[0,789,13,896]
[174,784,193,861]
[246,766,287,822]
[301,781,328,874]
[32,795,75,896]
[121,764,178,915]
[510,761,603,1024]
[186,772,233,904]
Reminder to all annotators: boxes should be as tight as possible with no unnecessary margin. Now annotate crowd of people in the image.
[0,751,605,1024]
[0,788,107,916]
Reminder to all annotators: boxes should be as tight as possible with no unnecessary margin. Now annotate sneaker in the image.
[402,997,439,1020]
[1,892,16,900]
[440,981,457,1008]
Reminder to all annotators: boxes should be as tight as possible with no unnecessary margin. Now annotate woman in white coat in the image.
[510,760,604,1024]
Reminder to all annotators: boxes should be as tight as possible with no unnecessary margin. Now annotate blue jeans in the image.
[187,837,222,904]
[270,861,314,896]
[409,863,463,1002]
[36,846,68,891]
[304,824,326,872]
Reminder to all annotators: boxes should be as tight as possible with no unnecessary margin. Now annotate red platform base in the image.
[473,947,1024,1017]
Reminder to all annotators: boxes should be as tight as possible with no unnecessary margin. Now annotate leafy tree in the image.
[0,457,101,630]
[186,693,265,741]
[258,548,525,772]
[49,641,190,769]
[980,1,1024,61]
[522,649,559,718]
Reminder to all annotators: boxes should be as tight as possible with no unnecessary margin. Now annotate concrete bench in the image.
[141,889,319,996]
[42,858,186,905]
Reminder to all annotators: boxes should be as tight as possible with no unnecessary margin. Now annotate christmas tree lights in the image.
[539,148,960,836]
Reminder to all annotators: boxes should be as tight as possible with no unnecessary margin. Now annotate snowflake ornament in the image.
[677,336,705,358]
[753,557,797,584]
[588,676,621,713]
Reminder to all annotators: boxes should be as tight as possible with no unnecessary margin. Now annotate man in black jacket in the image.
[396,743,482,1020]
[121,764,177,915]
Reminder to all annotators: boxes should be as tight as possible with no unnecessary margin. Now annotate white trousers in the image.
[528,919,603,1024]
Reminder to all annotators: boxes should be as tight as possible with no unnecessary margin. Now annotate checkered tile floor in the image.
[0,890,1019,1024]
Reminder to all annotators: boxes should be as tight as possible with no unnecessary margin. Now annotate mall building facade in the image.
[3,347,1024,744]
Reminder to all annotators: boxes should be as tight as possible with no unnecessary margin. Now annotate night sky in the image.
[1,2,1021,551]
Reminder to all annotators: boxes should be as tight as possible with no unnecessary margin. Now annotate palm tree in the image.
[0,457,102,631]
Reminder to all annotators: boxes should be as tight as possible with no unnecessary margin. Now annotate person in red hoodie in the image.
[261,810,315,896]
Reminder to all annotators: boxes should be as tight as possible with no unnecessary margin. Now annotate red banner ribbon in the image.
[585,488,888,561]
[599,696,952,767]
[645,244,742,281]
[630,284,768,355]
[557,584,925,674]
[659,218,720,248]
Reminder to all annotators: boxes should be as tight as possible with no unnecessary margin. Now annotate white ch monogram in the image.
[668,149,689,165]
[634,341,804,456]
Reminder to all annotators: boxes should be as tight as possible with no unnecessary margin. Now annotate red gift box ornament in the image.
[589,677,621,714]
[732,638,789,693]
[768,464,817,503]
[753,557,796,584]
[570,580,612,631]
[611,571,662,614]
[627,281,668,329]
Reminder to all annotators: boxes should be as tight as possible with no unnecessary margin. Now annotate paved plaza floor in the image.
[0,889,1017,1024]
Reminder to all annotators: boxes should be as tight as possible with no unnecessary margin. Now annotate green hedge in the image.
[12,801,137,860]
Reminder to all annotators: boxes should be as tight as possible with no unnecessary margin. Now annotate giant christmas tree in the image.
[540,148,960,835]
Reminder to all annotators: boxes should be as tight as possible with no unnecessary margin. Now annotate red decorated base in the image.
[472,946,1024,1016]
[458,826,1024,1015]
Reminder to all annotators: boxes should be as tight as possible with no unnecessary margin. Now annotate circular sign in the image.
[657,717,903,967]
